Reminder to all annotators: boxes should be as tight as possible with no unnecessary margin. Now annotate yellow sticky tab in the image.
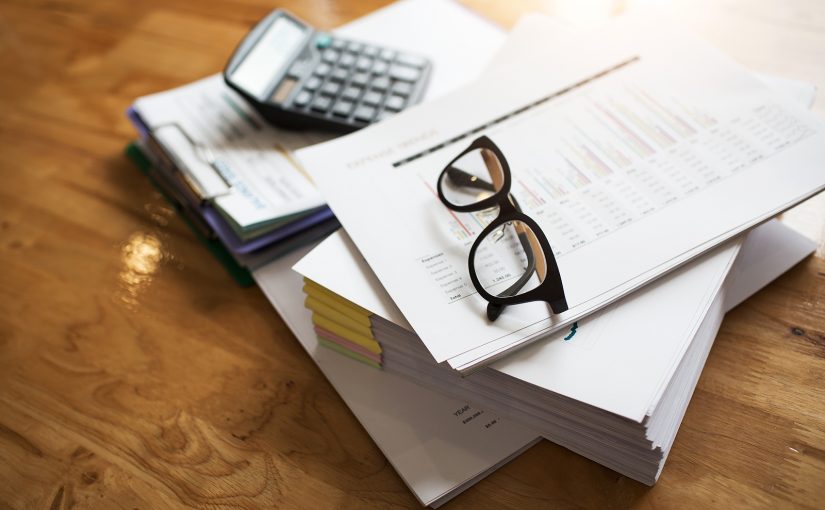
[305,296,373,338]
[311,314,381,354]
[303,278,371,317]
[303,287,372,327]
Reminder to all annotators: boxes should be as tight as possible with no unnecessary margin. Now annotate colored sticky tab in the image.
[315,326,383,363]
[303,278,372,317]
[317,338,381,369]
[305,296,373,337]
[311,313,381,354]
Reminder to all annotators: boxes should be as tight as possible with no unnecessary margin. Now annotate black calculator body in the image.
[224,9,432,132]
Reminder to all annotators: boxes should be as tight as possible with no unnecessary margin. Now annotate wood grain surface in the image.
[1,0,824,508]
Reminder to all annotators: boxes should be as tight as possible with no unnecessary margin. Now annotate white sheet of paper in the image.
[296,15,825,371]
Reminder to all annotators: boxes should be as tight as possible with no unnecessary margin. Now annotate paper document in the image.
[296,15,825,371]
[134,77,329,233]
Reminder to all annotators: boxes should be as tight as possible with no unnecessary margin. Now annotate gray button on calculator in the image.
[354,105,376,121]
[321,82,341,96]
[372,60,389,75]
[356,57,373,72]
[303,76,322,90]
[389,64,420,82]
[351,73,369,86]
[333,100,354,117]
[342,86,362,101]
[322,49,339,63]
[391,81,413,96]
[385,95,405,111]
[311,95,332,112]
[362,91,383,106]
[339,53,356,67]
[293,90,312,107]
[371,76,390,91]
[330,68,348,81]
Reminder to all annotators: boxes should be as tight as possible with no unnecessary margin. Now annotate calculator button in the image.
[354,105,377,122]
[311,95,332,112]
[315,34,332,49]
[371,76,390,91]
[347,41,364,52]
[331,39,346,50]
[303,76,322,90]
[339,53,356,68]
[376,110,394,121]
[330,68,349,82]
[351,73,369,86]
[389,64,420,82]
[322,49,339,63]
[293,90,312,107]
[385,95,406,112]
[396,53,428,68]
[333,100,355,117]
[363,45,379,57]
[379,48,395,61]
[391,81,413,96]
[372,60,389,75]
[362,91,383,106]
[314,63,331,76]
[356,57,373,72]
[321,82,341,96]
[342,86,362,101]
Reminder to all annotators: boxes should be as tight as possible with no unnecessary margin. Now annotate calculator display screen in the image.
[231,16,306,98]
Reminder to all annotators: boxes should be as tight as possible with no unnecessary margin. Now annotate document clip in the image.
[152,123,234,202]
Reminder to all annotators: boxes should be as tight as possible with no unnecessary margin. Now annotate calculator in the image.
[224,9,432,132]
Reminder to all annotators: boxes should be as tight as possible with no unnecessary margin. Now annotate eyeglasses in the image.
[436,135,568,320]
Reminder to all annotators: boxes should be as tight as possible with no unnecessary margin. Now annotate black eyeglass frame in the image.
[436,135,569,315]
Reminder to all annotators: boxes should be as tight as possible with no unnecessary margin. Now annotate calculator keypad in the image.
[286,35,429,127]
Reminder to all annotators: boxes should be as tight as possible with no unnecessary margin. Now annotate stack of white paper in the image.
[287,13,821,488]
[295,15,825,373]
[294,218,815,485]
[248,1,819,503]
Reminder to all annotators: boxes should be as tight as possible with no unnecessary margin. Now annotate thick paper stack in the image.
[293,219,815,485]
[296,15,825,373]
[285,9,823,491]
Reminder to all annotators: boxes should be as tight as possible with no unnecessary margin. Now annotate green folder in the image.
[124,142,255,287]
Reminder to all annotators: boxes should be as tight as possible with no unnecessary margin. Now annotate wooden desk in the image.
[1,0,824,507]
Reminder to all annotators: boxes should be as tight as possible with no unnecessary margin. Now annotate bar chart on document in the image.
[413,57,816,303]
